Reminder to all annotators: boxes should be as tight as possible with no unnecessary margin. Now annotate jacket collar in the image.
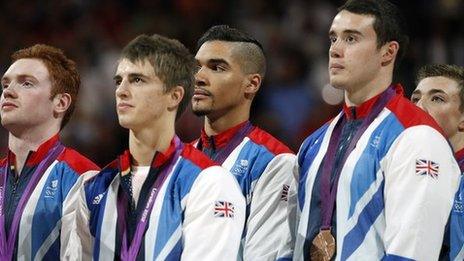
[199,121,250,149]
[342,84,404,120]
[119,136,178,174]
[7,134,60,168]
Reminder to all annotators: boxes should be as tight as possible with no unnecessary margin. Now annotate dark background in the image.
[1,0,463,166]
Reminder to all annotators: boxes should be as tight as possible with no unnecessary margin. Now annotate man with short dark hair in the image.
[412,64,464,153]
[0,44,99,260]
[79,34,245,260]
[295,1,460,260]
[411,64,464,260]
[192,25,296,260]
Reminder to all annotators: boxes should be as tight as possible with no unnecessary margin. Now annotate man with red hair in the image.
[0,44,99,260]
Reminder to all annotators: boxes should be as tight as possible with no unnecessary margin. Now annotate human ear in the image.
[53,93,71,115]
[458,114,464,132]
[244,74,261,97]
[168,85,184,111]
[381,41,399,66]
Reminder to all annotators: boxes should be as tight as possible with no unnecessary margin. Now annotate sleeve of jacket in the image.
[60,170,98,261]
[181,166,246,261]
[382,126,460,261]
[242,153,297,261]
[450,176,464,261]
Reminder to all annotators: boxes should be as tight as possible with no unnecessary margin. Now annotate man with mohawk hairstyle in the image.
[192,25,297,261]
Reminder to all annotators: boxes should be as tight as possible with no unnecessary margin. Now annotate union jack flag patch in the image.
[415,159,439,178]
[214,201,235,218]
[281,184,290,201]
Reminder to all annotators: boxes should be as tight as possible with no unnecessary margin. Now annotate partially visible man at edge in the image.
[192,25,296,260]
[295,0,460,260]
[411,64,464,261]
[0,44,99,260]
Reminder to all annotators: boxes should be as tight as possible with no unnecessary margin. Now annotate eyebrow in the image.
[427,89,447,95]
[412,89,447,96]
[209,58,228,63]
[329,29,363,37]
[1,74,38,83]
[200,58,231,67]
[113,73,148,81]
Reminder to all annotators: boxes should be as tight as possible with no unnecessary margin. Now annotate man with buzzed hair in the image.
[411,64,464,260]
[192,25,296,260]
[78,34,245,260]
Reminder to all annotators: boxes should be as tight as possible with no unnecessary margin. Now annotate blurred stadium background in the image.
[0,0,463,166]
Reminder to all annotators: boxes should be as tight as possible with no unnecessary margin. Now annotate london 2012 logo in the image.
[44,179,59,198]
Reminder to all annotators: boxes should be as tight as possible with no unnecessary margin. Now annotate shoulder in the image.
[386,95,444,135]
[299,121,331,157]
[193,165,243,198]
[57,147,100,175]
[247,127,293,156]
[0,156,6,167]
[180,144,217,170]
[199,165,234,181]
[384,125,459,181]
[392,124,450,151]
[84,158,119,196]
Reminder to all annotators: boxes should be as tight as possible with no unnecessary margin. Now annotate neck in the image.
[344,72,392,106]
[204,104,250,136]
[8,126,59,174]
[450,133,464,154]
[129,123,175,166]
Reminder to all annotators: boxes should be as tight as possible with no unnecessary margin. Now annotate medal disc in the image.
[310,229,335,261]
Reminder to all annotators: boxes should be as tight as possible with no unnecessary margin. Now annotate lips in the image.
[117,102,133,111]
[329,63,344,70]
[193,88,211,100]
[1,101,18,110]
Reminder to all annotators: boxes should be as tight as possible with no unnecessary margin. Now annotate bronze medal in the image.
[310,229,335,261]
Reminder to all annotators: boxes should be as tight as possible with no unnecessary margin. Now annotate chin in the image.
[0,117,8,126]
[0,120,10,129]
[0,117,18,128]
[118,118,133,129]
[0,120,27,135]
[329,78,347,90]
[192,104,212,117]
[192,108,211,117]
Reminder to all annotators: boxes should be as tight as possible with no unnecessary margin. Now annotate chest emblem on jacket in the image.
[231,159,249,176]
[44,179,59,198]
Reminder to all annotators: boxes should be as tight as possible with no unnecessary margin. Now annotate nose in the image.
[416,98,428,112]
[1,83,18,99]
[195,67,208,87]
[329,41,342,59]
[115,79,130,99]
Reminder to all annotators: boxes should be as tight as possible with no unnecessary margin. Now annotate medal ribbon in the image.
[197,121,254,164]
[0,141,64,259]
[456,152,464,173]
[319,86,396,230]
[457,159,464,174]
[117,136,183,260]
